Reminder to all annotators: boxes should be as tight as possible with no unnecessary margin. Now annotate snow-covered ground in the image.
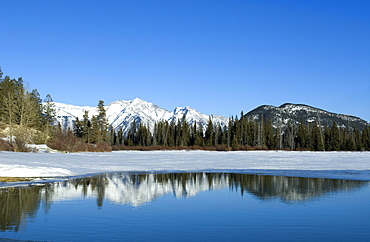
[1,150,370,182]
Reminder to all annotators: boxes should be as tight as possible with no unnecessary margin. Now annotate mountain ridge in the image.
[245,103,368,130]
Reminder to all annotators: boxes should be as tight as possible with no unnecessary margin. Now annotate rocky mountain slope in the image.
[245,103,368,130]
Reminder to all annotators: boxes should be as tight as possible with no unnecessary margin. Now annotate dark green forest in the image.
[107,114,370,151]
[1,67,369,152]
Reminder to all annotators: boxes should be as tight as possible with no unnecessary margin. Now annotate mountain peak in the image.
[132,97,145,103]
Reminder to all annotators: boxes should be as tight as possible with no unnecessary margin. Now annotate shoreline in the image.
[0,177,32,182]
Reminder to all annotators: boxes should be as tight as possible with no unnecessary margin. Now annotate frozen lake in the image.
[1,172,370,241]
[1,150,370,181]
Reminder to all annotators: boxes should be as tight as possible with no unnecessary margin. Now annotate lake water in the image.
[1,172,370,241]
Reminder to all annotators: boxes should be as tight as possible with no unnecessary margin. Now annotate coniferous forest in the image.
[107,114,370,152]
[1,68,369,152]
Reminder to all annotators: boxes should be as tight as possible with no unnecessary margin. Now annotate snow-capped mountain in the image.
[245,103,368,130]
[53,98,229,134]
[53,100,368,135]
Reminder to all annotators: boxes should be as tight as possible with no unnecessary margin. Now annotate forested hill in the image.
[245,103,368,130]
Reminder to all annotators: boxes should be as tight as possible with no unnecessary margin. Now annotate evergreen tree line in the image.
[73,100,110,144]
[106,114,370,151]
[0,67,56,150]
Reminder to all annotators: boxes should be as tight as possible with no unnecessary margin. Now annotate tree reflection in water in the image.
[0,173,368,232]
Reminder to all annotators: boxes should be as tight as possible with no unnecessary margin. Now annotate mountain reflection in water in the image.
[0,173,368,232]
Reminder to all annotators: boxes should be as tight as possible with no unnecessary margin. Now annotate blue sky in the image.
[2,0,370,121]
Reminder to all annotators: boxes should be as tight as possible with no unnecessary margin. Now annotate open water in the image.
[1,172,369,241]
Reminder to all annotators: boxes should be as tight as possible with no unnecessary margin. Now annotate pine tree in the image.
[264,118,274,149]
[240,111,247,146]
[191,121,204,146]
[311,122,324,151]
[227,118,233,148]
[90,115,99,144]
[232,117,241,147]
[73,117,83,138]
[174,119,181,146]
[231,134,239,150]
[214,123,222,146]
[295,120,307,150]
[168,119,175,146]
[339,128,346,150]
[95,100,109,143]
[152,123,158,146]
[127,120,137,146]
[155,121,162,146]
[180,114,190,146]
[284,121,295,150]
[257,115,264,148]
[205,118,214,146]
[345,132,356,151]
[42,94,56,142]
[354,127,362,151]
[117,128,123,145]
[146,123,152,146]
[330,122,340,151]
[190,121,197,146]
[324,125,331,151]
[137,122,151,146]
[246,118,254,147]
[82,111,91,143]
[361,127,370,151]
[221,125,228,147]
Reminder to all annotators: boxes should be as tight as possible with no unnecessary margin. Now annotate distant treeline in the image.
[107,115,370,151]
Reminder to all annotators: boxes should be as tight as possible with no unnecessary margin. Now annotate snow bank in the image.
[0,150,370,181]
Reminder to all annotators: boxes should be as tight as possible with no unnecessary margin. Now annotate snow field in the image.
[0,150,370,181]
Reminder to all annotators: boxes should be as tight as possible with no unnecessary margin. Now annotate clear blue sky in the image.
[2,0,369,121]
